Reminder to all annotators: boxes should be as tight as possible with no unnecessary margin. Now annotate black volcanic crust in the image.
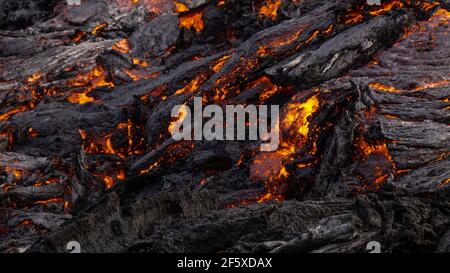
[0,0,449,253]
[0,0,59,30]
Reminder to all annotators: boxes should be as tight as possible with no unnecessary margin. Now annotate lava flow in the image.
[0,0,449,254]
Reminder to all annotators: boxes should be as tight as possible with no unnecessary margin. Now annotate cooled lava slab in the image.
[0,0,449,253]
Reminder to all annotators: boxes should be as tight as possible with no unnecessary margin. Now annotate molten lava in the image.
[369,0,404,16]
[175,74,207,95]
[67,65,114,104]
[91,22,108,36]
[112,39,130,54]
[283,95,320,141]
[250,94,320,203]
[259,0,282,20]
[368,82,402,93]
[179,9,204,32]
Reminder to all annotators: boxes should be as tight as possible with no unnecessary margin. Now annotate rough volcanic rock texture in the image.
[0,0,449,253]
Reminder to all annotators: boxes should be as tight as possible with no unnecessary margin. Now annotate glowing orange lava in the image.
[103,176,115,189]
[212,55,231,73]
[91,22,108,35]
[259,0,281,20]
[283,95,320,139]
[179,10,204,32]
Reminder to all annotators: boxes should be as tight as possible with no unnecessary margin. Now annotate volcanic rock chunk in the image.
[303,6,450,199]
[309,110,358,198]
[438,229,450,252]
[6,210,71,230]
[382,119,449,149]
[0,41,113,81]
[11,102,123,156]
[129,14,180,58]
[394,159,450,194]
[0,152,47,171]
[0,209,71,253]
[0,152,50,187]
[270,213,359,253]
[97,50,133,71]
[0,31,69,58]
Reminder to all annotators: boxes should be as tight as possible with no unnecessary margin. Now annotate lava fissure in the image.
[0,0,449,253]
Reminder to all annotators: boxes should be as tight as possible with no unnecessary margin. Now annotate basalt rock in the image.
[0,0,448,253]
